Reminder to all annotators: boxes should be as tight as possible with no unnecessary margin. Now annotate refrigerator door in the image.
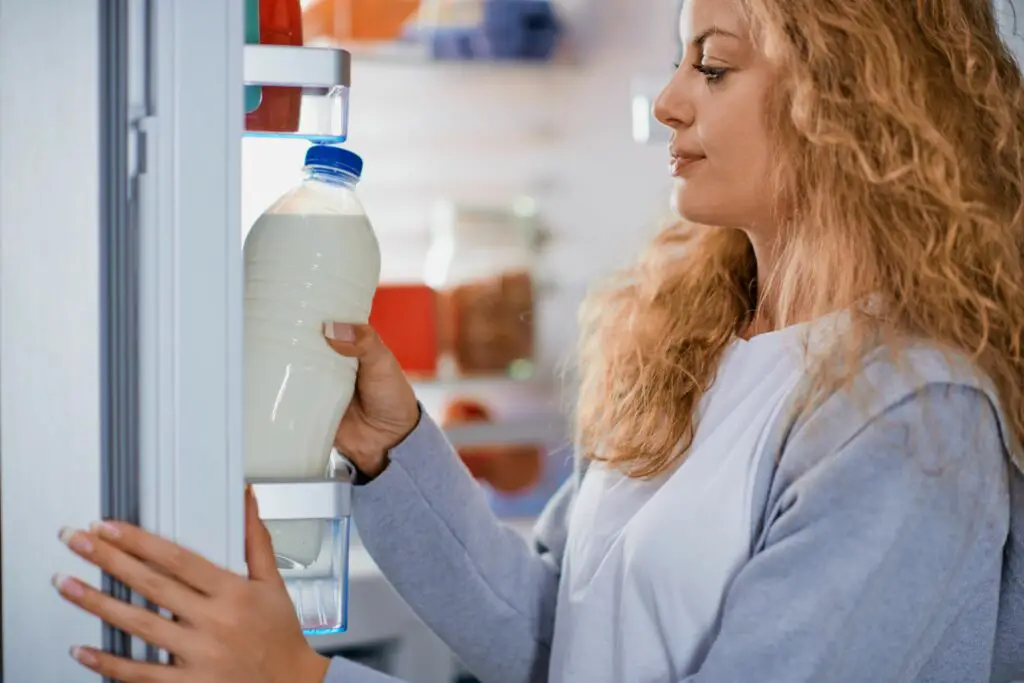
[1,1,243,679]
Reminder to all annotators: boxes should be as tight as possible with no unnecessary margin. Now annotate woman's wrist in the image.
[350,452,391,482]
[343,403,423,483]
[292,649,331,683]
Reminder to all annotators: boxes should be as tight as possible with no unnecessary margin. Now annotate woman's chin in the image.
[671,186,740,228]
[671,188,712,224]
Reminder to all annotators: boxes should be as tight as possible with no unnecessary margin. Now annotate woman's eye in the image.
[693,64,729,83]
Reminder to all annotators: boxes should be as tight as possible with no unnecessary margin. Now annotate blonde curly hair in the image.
[575,0,1024,478]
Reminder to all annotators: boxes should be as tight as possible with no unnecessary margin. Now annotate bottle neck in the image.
[303,165,360,188]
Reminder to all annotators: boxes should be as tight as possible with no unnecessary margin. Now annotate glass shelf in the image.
[443,416,567,447]
[342,39,570,68]
[409,376,569,447]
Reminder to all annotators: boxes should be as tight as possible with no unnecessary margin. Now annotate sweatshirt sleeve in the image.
[350,410,575,683]
[324,656,410,683]
[680,383,1011,682]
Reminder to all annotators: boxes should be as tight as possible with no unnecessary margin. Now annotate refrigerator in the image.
[0,1,374,680]
[10,1,1021,681]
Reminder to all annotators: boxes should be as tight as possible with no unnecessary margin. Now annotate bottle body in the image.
[244,166,380,566]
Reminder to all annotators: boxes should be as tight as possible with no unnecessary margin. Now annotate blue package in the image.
[414,0,562,62]
[483,0,561,60]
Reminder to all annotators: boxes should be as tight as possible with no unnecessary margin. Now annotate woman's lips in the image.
[670,155,705,177]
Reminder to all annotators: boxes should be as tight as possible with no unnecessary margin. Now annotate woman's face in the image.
[654,0,777,233]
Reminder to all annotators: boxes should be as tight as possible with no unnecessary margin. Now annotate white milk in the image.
[244,164,380,567]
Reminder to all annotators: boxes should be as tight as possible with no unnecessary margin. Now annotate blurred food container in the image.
[302,0,422,42]
[441,397,543,494]
[409,0,562,61]
[369,284,439,378]
[247,0,304,133]
[425,199,540,379]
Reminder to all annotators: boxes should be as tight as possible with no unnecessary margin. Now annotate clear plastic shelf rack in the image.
[243,44,352,142]
[249,469,353,635]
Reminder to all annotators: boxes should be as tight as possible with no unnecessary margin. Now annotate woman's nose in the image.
[653,74,694,130]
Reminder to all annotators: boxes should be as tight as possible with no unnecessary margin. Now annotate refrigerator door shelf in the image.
[249,478,353,520]
[244,45,351,89]
[250,478,353,635]
[243,45,352,142]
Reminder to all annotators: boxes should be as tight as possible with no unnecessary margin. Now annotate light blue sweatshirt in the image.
[325,344,1024,683]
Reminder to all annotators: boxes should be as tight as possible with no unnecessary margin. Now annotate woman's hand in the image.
[325,322,420,478]
[54,487,330,683]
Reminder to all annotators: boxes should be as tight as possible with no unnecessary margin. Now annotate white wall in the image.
[242,0,679,374]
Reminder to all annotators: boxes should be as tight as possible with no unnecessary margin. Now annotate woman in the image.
[52,0,1024,681]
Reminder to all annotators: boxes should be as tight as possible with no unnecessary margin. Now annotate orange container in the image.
[441,398,544,494]
[303,0,421,42]
[246,0,303,134]
[369,284,439,378]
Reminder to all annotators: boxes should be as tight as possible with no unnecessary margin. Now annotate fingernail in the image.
[52,573,84,598]
[324,321,355,342]
[58,527,93,553]
[70,646,98,666]
[89,520,121,539]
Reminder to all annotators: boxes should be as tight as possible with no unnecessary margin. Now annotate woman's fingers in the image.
[52,573,190,656]
[58,526,210,616]
[323,322,388,362]
[69,645,177,682]
[76,522,234,596]
[244,486,285,584]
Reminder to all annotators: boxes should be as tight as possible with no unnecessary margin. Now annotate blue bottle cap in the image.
[304,144,363,178]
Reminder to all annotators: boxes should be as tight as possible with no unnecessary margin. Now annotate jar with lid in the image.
[424,199,539,379]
